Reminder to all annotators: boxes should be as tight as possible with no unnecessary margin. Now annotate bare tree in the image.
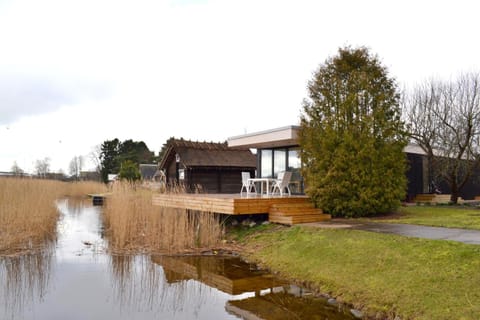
[34,157,51,178]
[89,145,102,174]
[404,72,480,203]
[69,155,84,180]
[11,161,24,176]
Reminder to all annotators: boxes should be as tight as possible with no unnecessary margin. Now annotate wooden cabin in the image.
[158,139,256,193]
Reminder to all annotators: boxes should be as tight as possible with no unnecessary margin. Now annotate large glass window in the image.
[288,149,302,194]
[261,149,273,178]
[259,147,304,194]
[274,149,286,177]
[288,149,301,170]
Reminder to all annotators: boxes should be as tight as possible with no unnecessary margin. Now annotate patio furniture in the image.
[247,177,276,196]
[240,172,257,195]
[271,171,292,196]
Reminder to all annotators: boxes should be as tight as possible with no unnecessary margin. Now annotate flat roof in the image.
[404,144,426,155]
[228,125,429,156]
[227,125,300,149]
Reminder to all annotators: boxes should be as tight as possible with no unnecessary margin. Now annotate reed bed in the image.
[62,180,108,198]
[0,178,106,255]
[103,183,224,254]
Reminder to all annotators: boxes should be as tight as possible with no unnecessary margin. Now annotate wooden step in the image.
[269,206,318,214]
[269,213,331,225]
[269,202,316,209]
[414,194,453,204]
[414,195,435,201]
[270,208,324,216]
[268,199,330,225]
[269,203,319,213]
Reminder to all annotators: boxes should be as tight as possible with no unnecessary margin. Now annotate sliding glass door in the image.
[259,147,303,194]
[287,149,302,194]
[260,149,273,178]
[273,149,286,177]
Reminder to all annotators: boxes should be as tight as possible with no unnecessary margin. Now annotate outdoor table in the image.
[247,178,276,196]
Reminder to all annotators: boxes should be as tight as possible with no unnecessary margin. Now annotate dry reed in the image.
[62,180,108,198]
[0,178,107,255]
[103,182,224,254]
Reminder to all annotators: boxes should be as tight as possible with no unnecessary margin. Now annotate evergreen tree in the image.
[100,138,121,183]
[99,138,154,183]
[300,47,407,217]
[118,139,154,164]
[119,160,141,184]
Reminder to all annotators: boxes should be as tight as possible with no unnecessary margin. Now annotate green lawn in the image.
[243,226,480,320]
[375,205,480,230]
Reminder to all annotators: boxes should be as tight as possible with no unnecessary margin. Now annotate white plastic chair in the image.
[240,172,256,195]
[271,171,292,196]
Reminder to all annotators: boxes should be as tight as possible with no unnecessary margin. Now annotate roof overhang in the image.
[404,144,427,155]
[227,125,300,149]
[228,126,432,157]
[158,145,175,170]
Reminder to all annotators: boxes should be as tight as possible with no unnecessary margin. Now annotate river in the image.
[0,198,355,319]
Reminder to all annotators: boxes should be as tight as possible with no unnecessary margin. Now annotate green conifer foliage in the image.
[119,160,141,184]
[300,47,407,217]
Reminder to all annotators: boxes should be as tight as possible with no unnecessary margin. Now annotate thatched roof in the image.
[159,139,256,169]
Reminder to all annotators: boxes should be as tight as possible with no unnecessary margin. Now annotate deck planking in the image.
[152,193,310,215]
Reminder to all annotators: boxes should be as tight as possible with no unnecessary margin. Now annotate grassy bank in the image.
[375,205,480,230]
[0,178,106,255]
[103,184,224,254]
[241,225,480,320]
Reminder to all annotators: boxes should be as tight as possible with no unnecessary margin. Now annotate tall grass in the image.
[103,183,224,254]
[0,178,106,255]
[63,180,108,198]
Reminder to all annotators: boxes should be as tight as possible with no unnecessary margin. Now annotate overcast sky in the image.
[1,0,479,174]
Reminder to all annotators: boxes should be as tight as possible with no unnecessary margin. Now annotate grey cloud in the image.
[0,74,110,125]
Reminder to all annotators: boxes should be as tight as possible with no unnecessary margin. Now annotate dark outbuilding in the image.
[158,139,256,193]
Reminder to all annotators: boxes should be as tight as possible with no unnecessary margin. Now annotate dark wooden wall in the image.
[405,153,425,202]
[436,164,480,200]
[189,168,255,194]
[165,161,178,183]
[405,152,480,200]
[163,162,255,194]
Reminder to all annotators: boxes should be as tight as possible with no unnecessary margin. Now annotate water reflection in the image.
[109,255,240,318]
[110,255,165,312]
[0,249,53,320]
[152,256,356,320]
[153,256,284,295]
[1,198,355,320]
[226,289,354,320]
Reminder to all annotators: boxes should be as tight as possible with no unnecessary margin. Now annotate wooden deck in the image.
[412,194,464,204]
[151,256,285,295]
[152,193,309,215]
[152,193,332,225]
[87,193,112,206]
